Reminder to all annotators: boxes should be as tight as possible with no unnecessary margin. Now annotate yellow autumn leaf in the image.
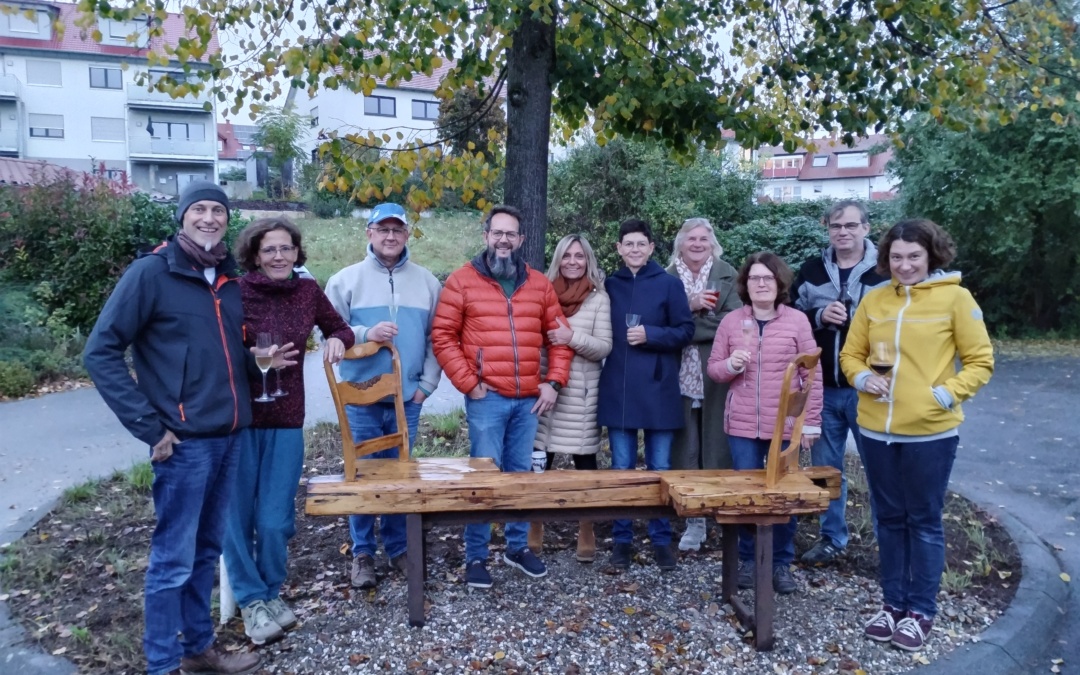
[624,607,636,614]
[493,651,505,660]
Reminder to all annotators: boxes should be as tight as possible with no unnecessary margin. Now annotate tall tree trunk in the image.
[503,7,556,270]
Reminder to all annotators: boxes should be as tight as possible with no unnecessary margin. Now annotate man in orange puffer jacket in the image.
[432,205,572,589]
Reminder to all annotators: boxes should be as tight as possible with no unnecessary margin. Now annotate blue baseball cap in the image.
[366,203,409,228]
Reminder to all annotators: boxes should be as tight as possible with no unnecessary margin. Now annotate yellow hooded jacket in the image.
[839,271,994,437]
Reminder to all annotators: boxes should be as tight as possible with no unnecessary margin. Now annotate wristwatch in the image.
[547,380,562,392]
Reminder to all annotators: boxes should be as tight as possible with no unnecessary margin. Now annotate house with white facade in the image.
[0,0,218,195]
[752,134,898,202]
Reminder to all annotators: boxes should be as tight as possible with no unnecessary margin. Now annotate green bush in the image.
[719,216,830,272]
[307,189,353,218]
[0,360,35,398]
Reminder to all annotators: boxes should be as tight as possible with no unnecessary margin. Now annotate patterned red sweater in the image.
[241,273,355,428]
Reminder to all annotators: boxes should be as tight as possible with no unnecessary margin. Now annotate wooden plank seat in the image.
[306,343,839,650]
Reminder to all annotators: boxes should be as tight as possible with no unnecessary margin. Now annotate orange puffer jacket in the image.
[432,254,572,398]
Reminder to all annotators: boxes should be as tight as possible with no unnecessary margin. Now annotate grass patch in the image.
[296,210,483,284]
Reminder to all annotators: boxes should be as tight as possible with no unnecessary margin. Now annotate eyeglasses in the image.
[748,275,776,285]
[370,226,409,238]
[259,245,297,256]
[827,222,865,232]
[487,229,520,241]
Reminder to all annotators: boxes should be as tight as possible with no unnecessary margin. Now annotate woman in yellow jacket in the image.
[840,219,993,653]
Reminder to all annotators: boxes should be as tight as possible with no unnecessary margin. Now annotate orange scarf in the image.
[552,276,592,317]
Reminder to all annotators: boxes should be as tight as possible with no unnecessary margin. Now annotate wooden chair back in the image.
[324,342,411,481]
[765,348,822,488]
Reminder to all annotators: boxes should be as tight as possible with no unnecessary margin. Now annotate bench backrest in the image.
[324,342,411,481]
[764,348,822,488]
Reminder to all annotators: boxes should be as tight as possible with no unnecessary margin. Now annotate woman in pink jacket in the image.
[707,251,822,595]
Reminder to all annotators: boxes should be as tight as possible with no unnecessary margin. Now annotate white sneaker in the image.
[678,517,707,551]
[241,600,284,645]
[265,596,297,630]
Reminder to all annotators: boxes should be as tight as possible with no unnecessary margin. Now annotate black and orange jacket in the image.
[84,237,253,447]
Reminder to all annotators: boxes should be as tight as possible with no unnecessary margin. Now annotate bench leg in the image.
[721,523,738,603]
[754,524,775,651]
[406,513,425,627]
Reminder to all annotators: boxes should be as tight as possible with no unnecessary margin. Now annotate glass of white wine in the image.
[625,313,641,328]
[271,331,287,397]
[254,332,275,403]
[740,318,756,387]
[869,341,895,403]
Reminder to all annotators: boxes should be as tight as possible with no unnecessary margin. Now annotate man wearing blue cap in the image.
[325,203,443,590]
[85,180,297,675]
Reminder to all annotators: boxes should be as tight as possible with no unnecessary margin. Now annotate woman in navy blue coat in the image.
[598,219,694,571]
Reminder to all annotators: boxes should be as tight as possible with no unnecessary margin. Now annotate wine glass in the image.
[705,280,720,317]
[389,293,401,325]
[271,331,287,397]
[254,332,275,403]
[739,318,756,387]
[869,341,896,403]
[625,313,641,328]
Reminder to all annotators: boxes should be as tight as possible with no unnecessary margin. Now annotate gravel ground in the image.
[245,522,998,675]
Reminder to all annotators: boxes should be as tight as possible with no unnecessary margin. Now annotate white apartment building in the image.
[752,134,899,203]
[0,0,218,195]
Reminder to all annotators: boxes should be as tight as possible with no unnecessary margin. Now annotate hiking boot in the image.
[388,553,408,575]
[653,544,677,571]
[503,547,548,578]
[800,539,842,565]
[864,604,906,642]
[678,517,707,552]
[772,566,796,595]
[465,559,492,589]
[350,553,376,589]
[528,521,544,554]
[891,611,933,651]
[265,597,297,631]
[576,521,596,563]
[610,542,634,571]
[737,559,754,589]
[240,600,283,645]
[180,644,260,674]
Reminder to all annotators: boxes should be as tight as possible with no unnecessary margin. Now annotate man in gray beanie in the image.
[85,180,296,674]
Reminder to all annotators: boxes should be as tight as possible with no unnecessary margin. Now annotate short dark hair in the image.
[823,199,868,226]
[234,217,307,272]
[483,204,522,231]
[618,218,654,243]
[876,219,956,276]
[735,251,793,307]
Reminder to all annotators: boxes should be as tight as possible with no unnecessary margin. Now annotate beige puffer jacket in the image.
[534,289,613,455]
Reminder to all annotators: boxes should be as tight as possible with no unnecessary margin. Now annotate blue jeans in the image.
[728,435,797,567]
[222,427,305,608]
[860,434,958,618]
[464,391,538,561]
[608,428,674,547]
[144,434,239,675]
[347,400,422,559]
[810,386,865,549]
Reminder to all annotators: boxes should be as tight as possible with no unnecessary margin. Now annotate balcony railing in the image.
[0,73,23,100]
[127,85,211,109]
[128,135,215,158]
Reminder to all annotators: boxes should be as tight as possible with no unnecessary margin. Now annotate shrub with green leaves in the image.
[0,360,35,398]
[719,216,830,272]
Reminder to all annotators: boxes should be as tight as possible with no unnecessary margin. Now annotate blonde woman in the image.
[530,234,613,562]
[666,218,742,552]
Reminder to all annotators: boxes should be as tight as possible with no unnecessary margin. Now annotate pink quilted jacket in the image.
[706,304,823,440]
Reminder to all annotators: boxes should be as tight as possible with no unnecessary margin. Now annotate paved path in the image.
[0,355,1076,673]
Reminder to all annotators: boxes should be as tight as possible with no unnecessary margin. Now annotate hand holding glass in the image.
[254,332,275,403]
[869,341,895,402]
[705,281,721,317]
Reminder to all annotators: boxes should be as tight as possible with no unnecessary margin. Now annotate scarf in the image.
[675,256,713,401]
[177,231,228,269]
[552,275,593,318]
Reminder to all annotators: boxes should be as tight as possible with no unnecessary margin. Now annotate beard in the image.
[486,245,522,279]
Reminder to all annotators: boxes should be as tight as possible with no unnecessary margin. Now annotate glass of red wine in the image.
[869,341,895,402]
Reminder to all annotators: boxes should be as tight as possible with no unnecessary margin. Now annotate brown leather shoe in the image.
[180,644,260,674]
[527,521,544,554]
[576,521,596,563]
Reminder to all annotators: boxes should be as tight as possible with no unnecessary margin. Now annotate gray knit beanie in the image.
[175,180,231,224]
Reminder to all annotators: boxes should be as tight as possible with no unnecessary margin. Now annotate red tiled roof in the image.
[0,156,66,185]
[0,1,219,62]
[759,134,894,181]
[217,121,242,159]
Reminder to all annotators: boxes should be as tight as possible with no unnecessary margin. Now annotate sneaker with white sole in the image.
[864,604,905,642]
[503,547,547,578]
[265,597,297,630]
[678,517,707,552]
[891,611,933,651]
[240,600,283,645]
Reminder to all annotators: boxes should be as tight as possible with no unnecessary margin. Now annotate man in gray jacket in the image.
[793,200,889,564]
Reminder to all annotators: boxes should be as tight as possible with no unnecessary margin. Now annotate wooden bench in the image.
[305,343,839,650]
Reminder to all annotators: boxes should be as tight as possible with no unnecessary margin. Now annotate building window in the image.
[26,60,62,86]
[364,95,396,117]
[812,155,828,167]
[29,113,64,138]
[91,117,125,142]
[309,106,319,126]
[89,66,122,90]
[813,182,823,194]
[411,100,439,121]
[772,187,782,200]
[153,121,205,141]
[8,10,38,33]
[218,139,225,152]
[837,152,869,168]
